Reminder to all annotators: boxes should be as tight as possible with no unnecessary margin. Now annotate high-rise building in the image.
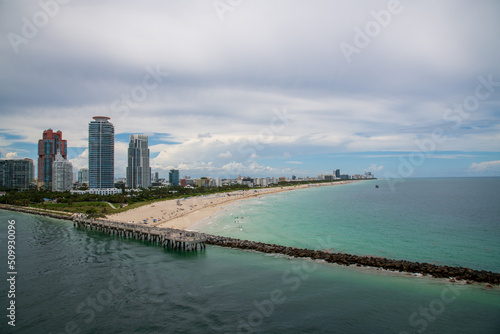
[154,172,159,182]
[334,169,340,178]
[38,129,67,189]
[0,158,34,190]
[78,168,89,184]
[88,116,114,189]
[52,153,73,192]
[126,134,151,189]
[169,169,180,186]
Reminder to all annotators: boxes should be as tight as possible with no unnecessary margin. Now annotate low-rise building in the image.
[87,188,121,195]
[195,178,210,187]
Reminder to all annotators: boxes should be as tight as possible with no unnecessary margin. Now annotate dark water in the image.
[1,179,500,333]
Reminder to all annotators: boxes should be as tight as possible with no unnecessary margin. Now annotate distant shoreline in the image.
[107,181,357,230]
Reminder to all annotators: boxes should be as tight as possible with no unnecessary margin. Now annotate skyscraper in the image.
[0,158,34,190]
[88,116,114,189]
[52,153,73,192]
[169,169,179,186]
[38,129,67,189]
[126,134,151,188]
[334,169,340,179]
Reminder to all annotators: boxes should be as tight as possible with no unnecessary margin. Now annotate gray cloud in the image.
[1,0,499,177]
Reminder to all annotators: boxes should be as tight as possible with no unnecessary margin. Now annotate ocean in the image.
[1,177,499,333]
[199,177,500,272]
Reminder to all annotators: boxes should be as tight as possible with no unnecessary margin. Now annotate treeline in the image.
[126,184,252,204]
[0,188,127,206]
[0,184,252,207]
[0,179,345,208]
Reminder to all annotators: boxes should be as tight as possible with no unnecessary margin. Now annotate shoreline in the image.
[107,181,355,230]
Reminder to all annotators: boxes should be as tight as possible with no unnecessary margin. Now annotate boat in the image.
[375,185,379,188]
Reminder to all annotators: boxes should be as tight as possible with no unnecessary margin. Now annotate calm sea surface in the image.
[1,177,499,333]
[200,177,500,272]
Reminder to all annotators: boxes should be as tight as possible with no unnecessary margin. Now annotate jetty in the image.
[205,235,500,285]
[74,215,207,251]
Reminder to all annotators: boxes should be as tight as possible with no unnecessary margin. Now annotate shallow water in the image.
[200,178,500,272]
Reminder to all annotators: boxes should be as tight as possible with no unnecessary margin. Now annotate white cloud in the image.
[368,164,384,172]
[69,149,88,171]
[220,161,291,177]
[469,160,500,173]
[5,152,21,159]
[217,151,233,159]
[286,161,303,165]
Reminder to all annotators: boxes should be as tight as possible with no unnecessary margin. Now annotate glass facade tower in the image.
[169,169,179,186]
[88,116,114,189]
[0,159,34,190]
[126,134,151,188]
[334,169,340,178]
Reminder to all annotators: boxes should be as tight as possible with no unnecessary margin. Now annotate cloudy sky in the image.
[1,0,499,179]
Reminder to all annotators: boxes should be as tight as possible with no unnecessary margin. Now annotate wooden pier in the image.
[73,215,207,251]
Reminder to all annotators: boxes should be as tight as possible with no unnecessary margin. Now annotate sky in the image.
[0,0,499,179]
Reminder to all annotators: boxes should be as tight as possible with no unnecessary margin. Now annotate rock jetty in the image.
[205,235,500,285]
[0,204,72,220]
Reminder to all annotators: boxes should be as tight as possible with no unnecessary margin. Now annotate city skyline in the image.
[0,118,373,184]
[1,1,499,179]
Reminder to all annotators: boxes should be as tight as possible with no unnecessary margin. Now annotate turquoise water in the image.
[1,178,500,333]
[199,178,500,272]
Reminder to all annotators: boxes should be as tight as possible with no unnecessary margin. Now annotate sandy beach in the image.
[107,181,354,230]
